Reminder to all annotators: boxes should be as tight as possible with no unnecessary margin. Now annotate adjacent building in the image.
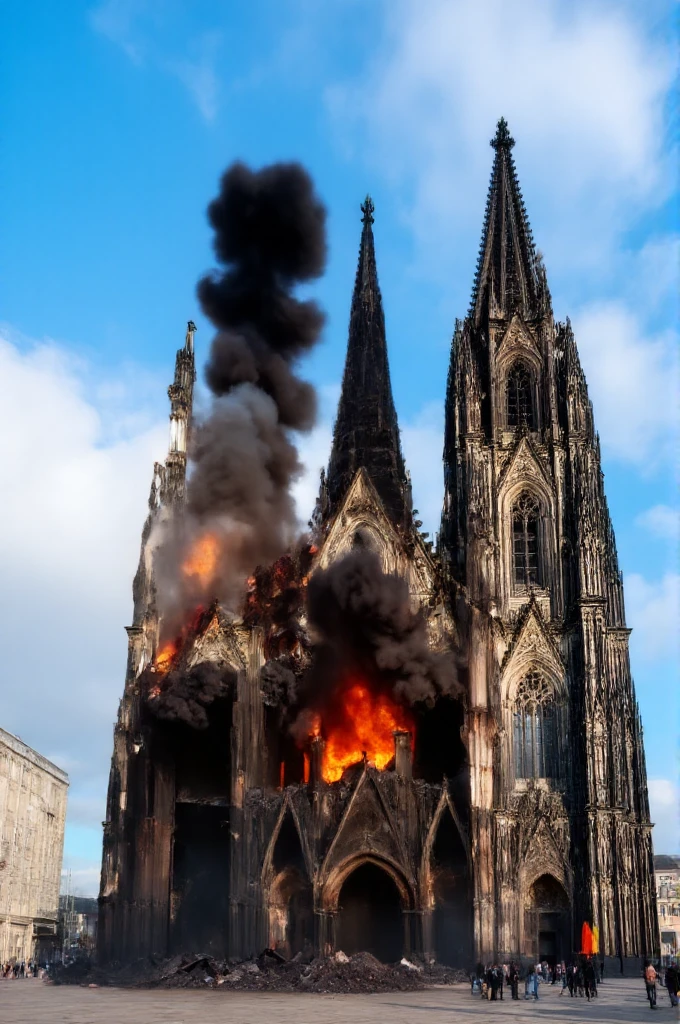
[655,855,680,962]
[0,727,69,962]
[58,895,98,957]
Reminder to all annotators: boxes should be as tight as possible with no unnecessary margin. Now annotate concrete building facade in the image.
[655,855,680,962]
[0,727,69,962]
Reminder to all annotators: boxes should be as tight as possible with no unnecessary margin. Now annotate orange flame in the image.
[319,681,413,783]
[182,533,219,586]
[155,641,178,674]
[153,606,206,676]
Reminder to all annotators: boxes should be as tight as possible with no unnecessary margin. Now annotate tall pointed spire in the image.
[325,197,409,527]
[469,118,548,324]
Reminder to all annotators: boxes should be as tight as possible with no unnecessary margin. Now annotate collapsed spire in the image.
[325,197,409,527]
[469,118,548,324]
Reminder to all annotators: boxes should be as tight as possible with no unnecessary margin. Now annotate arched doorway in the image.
[336,862,404,962]
[266,812,313,957]
[431,810,472,966]
[525,874,571,965]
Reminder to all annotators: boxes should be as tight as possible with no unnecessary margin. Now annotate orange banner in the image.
[581,921,593,954]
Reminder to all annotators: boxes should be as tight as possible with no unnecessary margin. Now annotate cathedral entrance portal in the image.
[526,874,571,965]
[336,862,404,962]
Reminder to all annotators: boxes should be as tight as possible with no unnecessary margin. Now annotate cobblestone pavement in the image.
[1,976,677,1023]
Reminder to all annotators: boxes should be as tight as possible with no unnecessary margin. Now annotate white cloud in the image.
[327,0,675,279]
[649,779,680,855]
[625,572,680,662]
[90,1,221,121]
[628,235,680,316]
[636,504,680,543]
[292,384,338,526]
[89,0,149,64]
[61,864,102,899]
[572,303,679,468]
[401,402,444,540]
[164,32,221,122]
[0,326,167,872]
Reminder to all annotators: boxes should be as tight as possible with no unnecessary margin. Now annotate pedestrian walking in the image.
[644,961,658,1009]
[665,962,679,1008]
[584,957,597,1000]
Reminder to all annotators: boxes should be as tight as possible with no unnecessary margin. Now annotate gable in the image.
[495,312,541,374]
[186,611,248,671]
[501,604,565,702]
[318,768,410,884]
[315,467,439,608]
[497,435,554,504]
[522,818,569,891]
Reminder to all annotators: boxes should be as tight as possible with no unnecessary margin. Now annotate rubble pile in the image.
[52,949,467,993]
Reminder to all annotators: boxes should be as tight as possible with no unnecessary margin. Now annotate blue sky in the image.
[1,0,678,894]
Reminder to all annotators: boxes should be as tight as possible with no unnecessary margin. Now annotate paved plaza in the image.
[1,977,677,1024]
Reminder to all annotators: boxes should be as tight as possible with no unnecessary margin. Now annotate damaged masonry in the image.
[99,123,658,972]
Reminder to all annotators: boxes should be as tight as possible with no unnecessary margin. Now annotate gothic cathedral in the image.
[99,120,658,968]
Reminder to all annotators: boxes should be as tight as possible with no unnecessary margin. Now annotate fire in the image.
[155,641,177,673]
[319,681,413,783]
[182,533,219,586]
[152,606,206,677]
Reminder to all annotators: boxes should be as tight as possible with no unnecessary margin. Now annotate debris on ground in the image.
[51,950,467,993]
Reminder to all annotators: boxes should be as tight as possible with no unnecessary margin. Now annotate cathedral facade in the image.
[98,121,658,969]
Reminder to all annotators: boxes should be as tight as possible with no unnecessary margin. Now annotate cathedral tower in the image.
[322,196,411,531]
[441,118,657,964]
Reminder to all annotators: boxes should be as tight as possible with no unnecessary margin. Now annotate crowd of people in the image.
[470,956,603,1001]
[1,959,43,979]
[470,956,680,1010]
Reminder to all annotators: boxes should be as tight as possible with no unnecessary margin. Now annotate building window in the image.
[506,362,535,429]
[513,671,559,779]
[512,491,540,590]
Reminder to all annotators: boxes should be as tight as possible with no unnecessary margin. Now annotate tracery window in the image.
[513,671,558,779]
[506,362,535,429]
[512,492,540,590]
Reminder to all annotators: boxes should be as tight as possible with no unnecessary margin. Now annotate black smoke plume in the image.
[156,161,327,621]
[148,661,237,730]
[301,548,463,713]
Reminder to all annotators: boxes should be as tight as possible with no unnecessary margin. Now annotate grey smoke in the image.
[156,161,327,622]
[148,661,237,729]
[304,549,462,707]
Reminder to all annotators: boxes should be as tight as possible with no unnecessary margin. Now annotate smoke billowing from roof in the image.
[148,662,237,730]
[299,548,462,718]
[155,162,327,623]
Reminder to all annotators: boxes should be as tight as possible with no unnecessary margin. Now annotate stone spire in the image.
[325,197,409,528]
[160,320,196,505]
[469,118,549,325]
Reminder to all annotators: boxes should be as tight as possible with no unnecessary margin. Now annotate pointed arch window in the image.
[513,671,558,779]
[506,362,535,429]
[512,491,540,590]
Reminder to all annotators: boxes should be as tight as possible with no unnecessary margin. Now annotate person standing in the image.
[488,965,499,1000]
[509,961,520,1000]
[665,962,679,1008]
[644,961,658,1009]
[566,962,575,997]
